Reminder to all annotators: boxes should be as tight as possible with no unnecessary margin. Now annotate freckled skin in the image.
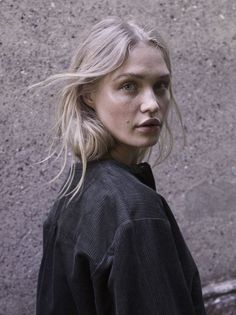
[91,42,171,164]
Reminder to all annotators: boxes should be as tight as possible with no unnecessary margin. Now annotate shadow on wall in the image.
[203,279,236,315]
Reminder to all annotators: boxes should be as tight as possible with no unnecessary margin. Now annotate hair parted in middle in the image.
[36,16,184,199]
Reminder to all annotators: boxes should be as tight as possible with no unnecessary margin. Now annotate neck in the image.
[108,145,140,166]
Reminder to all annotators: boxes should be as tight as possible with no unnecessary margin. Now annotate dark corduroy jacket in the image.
[36,159,206,315]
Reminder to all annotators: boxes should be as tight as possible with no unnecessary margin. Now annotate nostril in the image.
[140,100,159,113]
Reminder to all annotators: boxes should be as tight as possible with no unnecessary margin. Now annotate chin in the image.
[136,137,159,148]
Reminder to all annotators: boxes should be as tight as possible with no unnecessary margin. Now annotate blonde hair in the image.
[34,17,184,199]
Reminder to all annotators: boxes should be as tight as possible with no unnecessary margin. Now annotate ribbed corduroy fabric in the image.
[36,159,206,315]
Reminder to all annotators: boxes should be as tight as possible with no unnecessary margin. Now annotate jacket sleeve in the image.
[92,218,199,315]
[36,222,80,315]
[36,221,97,315]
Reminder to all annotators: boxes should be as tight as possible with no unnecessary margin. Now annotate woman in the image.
[36,17,206,314]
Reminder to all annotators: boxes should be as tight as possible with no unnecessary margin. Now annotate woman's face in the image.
[89,42,171,164]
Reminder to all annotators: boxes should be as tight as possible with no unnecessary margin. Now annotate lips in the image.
[137,118,162,128]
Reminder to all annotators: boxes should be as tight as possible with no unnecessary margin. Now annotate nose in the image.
[140,89,160,114]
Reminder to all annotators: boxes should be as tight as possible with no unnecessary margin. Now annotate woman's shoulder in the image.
[54,160,166,232]
[47,160,167,226]
[80,159,166,219]
[43,159,170,266]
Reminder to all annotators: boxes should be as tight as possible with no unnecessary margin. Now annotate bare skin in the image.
[86,42,171,165]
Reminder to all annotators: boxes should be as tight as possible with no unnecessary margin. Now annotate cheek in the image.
[161,93,171,116]
[98,99,132,121]
[96,105,127,130]
[94,89,137,129]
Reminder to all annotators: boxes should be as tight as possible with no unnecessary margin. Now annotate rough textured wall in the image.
[0,0,235,314]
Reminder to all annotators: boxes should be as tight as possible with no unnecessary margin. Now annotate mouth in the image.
[137,118,162,128]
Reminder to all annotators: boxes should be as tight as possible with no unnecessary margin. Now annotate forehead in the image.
[110,42,170,80]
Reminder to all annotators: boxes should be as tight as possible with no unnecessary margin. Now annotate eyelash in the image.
[121,82,137,91]
[154,82,170,94]
[155,81,170,89]
[120,81,170,93]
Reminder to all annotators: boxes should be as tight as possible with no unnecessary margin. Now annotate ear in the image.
[82,92,96,109]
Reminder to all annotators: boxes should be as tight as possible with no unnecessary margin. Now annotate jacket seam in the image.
[91,217,169,278]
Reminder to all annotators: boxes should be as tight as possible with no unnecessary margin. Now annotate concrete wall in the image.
[1,0,235,314]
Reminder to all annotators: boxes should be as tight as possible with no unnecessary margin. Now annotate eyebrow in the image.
[113,72,171,81]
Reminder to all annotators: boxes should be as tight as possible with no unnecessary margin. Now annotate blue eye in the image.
[121,82,137,92]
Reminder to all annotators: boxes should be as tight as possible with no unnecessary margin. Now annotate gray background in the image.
[0,0,235,314]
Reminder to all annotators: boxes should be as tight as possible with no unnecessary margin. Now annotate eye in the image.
[121,82,137,92]
[154,81,170,94]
